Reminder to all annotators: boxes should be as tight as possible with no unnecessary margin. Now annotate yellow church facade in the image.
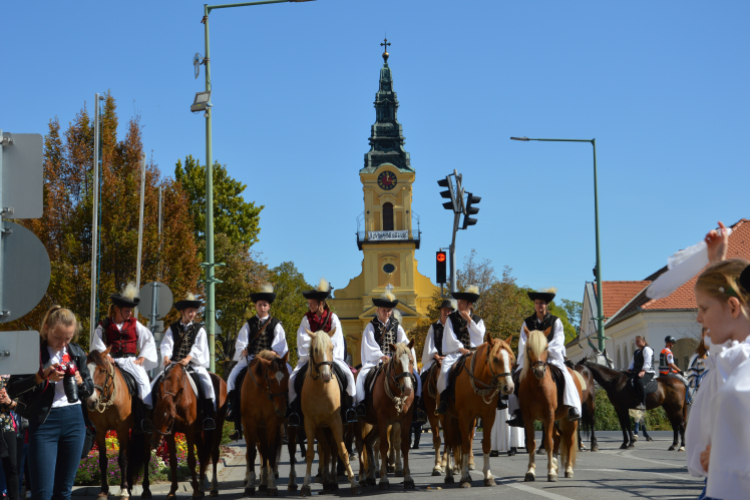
[329,43,439,366]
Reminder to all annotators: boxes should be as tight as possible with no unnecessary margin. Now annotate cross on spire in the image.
[381,36,391,62]
[385,283,394,294]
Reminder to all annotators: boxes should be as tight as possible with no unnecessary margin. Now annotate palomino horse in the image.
[582,360,687,451]
[297,328,358,497]
[356,341,417,490]
[520,329,583,482]
[86,348,145,499]
[142,364,227,498]
[441,334,515,488]
[240,350,291,496]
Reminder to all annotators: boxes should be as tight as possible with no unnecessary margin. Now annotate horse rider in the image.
[435,285,486,415]
[507,288,581,427]
[627,335,655,410]
[417,298,455,416]
[226,284,290,438]
[287,279,357,426]
[354,291,426,422]
[154,293,217,431]
[660,336,688,385]
[92,283,158,432]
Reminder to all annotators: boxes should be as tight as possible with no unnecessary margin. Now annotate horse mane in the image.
[392,342,412,362]
[522,330,547,380]
[582,360,622,390]
[256,350,277,361]
[306,330,333,379]
[87,349,110,370]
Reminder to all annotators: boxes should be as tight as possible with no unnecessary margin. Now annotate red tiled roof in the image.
[594,281,651,319]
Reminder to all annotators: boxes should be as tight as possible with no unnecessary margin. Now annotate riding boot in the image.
[229,423,242,441]
[133,397,145,434]
[435,391,449,415]
[226,390,236,421]
[287,397,301,427]
[413,396,428,423]
[506,409,524,428]
[202,399,217,431]
[355,400,367,418]
[342,394,358,424]
[566,406,581,421]
[497,394,508,410]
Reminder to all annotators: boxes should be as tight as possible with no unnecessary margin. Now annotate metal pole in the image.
[204,4,217,372]
[449,213,459,295]
[0,130,6,321]
[89,94,101,345]
[135,152,146,317]
[591,139,605,351]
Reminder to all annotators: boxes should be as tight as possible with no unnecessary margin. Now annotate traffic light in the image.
[436,251,447,284]
[437,177,456,211]
[462,192,481,229]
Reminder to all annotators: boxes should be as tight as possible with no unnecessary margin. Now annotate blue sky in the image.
[3,1,749,306]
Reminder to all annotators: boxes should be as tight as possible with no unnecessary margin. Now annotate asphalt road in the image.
[75,430,704,499]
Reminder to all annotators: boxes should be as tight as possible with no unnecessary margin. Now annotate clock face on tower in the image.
[377,171,398,190]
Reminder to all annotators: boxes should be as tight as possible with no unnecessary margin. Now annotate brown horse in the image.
[520,329,583,482]
[240,350,291,496]
[574,362,598,452]
[142,364,227,498]
[356,341,416,490]
[582,360,687,451]
[86,348,144,499]
[441,334,515,488]
[421,363,451,476]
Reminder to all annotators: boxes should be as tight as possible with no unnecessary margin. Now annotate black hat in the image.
[528,288,557,304]
[250,284,276,304]
[439,298,456,311]
[302,278,331,301]
[452,285,480,304]
[740,265,750,294]
[110,283,140,308]
[372,291,399,309]
[174,293,202,311]
[665,335,677,344]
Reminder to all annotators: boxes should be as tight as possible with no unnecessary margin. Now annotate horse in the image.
[520,329,583,482]
[574,362,598,452]
[355,340,417,490]
[421,363,451,476]
[582,360,687,451]
[240,350,291,496]
[142,363,228,498]
[85,348,145,499]
[440,334,515,488]
[296,328,358,497]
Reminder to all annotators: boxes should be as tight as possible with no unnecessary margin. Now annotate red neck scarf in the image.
[306,307,332,332]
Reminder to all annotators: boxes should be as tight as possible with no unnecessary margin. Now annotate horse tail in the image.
[580,401,594,439]
[559,419,577,469]
[128,428,147,487]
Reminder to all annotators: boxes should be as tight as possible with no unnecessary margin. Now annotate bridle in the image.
[92,360,117,413]
[153,363,188,436]
[466,342,512,404]
[529,346,549,376]
[310,348,334,381]
[248,358,288,401]
[384,351,417,415]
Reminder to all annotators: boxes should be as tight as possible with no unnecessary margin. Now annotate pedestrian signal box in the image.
[436,251,447,284]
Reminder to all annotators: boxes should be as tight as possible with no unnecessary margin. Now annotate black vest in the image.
[246,316,281,356]
[169,322,203,362]
[448,312,482,349]
[633,348,645,372]
[372,317,400,357]
[524,314,559,343]
[432,321,445,357]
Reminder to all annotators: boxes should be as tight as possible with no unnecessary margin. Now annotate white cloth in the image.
[228,317,289,391]
[686,338,750,478]
[627,346,655,373]
[511,318,581,412]
[47,346,80,409]
[437,315,486,393]
[158,322,216,408]
[288,313,355,402]
[93,320,157,407]
[706,354,750,499]
[491,408,524,452]
[420,321,445,375]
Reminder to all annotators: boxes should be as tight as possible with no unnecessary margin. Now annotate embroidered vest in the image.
[432,321,445,357]
[372,317,400,357]
[524,314,559,343]
[100,317,138,356]
[448,312,482,349]
[632,348,645,373]
[246,316,280,356]
[169,322,202,362]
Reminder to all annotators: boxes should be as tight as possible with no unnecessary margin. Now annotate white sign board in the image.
[0,331,40,375]
[367,230,408,241]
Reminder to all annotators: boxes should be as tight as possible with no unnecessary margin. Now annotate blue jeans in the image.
[28,405,85,500]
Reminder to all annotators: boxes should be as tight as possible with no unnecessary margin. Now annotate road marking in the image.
[578,468,699,481]
[597,449,687,468]
[496,480,577,500]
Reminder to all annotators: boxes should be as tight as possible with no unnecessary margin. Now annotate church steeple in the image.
[362,38,412,173]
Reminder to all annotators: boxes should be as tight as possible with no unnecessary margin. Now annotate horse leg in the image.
[618,408,635,449]
[244,430,257,496]
[392,423,404,477]
[366,431,378,486]
[524,418,536,482]
[561,419,577,478]
[458,416,472,488]
[166,435,179,498]
[264,426,279,496]
[468,422,476,471]
[287,423,298,491]
[377,424,391,489]
[197,431,211,494]
[209,425,221,497]
[300,418,316,496]
[331,417,358,495]
[185,430,203,497]
[430,417,443,475]
[545,417,558,482]
[400,417,414,489]
[96,432,109,498]
[142,434,155,499]
[482,412,496,487]
[117,436,129,499]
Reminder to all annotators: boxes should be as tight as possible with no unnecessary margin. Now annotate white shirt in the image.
[232,316,289,361]
[47,346,80,408]
[442,313,486,356]
[296,313,345,367]
[161,322,210,368]
[627,346,655,373]
[516,317,565,371]
[421,320,446,373]
[360,319,409,369]
[92,319,158,371]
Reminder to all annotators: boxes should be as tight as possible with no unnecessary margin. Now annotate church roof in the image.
[361,39,413,173]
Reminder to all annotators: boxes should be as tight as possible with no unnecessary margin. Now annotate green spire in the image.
[362,38,412,173]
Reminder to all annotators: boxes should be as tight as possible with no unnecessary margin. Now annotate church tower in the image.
[330,40,439,366]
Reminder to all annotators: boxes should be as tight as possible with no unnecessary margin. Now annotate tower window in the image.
[383,203,394,231]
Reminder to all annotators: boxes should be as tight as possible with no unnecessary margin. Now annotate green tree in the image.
[561,298,583,335]
[269,262,312,367]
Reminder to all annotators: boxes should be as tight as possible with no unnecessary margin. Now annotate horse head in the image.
[307,327,336,383]
[523,328,551,380]
[85,347,114,412]
[153,364,184,435]
[486,334,516,396]
[388,339,415,397]
[255,350,290,417]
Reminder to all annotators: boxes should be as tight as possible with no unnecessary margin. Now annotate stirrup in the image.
[506,413,524,428]
[287,412,301,427]
[345,408,359,424]
[203,418,216,431]
[415,408,428,423]
[355,403,367,418]
[141,418,155,434]
[567,407,581,421]
[434,402,448,416]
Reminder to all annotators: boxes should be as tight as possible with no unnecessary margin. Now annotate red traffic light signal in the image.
[437,252,446,263]
[436,251,447,284]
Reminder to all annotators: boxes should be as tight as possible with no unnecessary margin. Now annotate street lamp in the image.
[510,136,605,352]
[198,0,316,372]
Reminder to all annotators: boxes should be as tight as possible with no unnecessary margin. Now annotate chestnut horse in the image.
[142,364,227,498]
[421,363,451,476]
[520,329,583,482]
[441,334,515,488]
[86,348,145,499]
[241,350,291,496]
[356,341,416,490]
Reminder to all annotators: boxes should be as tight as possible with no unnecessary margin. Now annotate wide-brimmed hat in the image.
[740,265,750,294]
[302,278,331,301]
[372,291,399,309]
[452,285,480,304]
[439,298,457,311]
[174,292,202,311]
[528,287,556,304]
[110,282,140,308]
[251,284,276,304]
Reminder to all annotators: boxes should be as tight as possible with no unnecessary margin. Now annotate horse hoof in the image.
[627,444,635,449]
[431,470,442,477]
[548,474,558,482]
[210,490,219,498]
[537,448,546,455]
[678,446,685,452]
[267,489,278,497]
[395,470,404,478]
[459,481,471,488]
[288,483,298,491]
[98,494,109,499]
[259,485,267,492]
[619,443,628,450]
[468,464,476,471]
[591,445,599,452]
[646,437,653,442]
[378,481,390,490]
[351,486,361,496]
[365,478,376,487]
[300,485,311,497]
[483,478,496,487]
[668,446,676,451]
[245,487,255,496]
[404,479,415,490]
[444,476,455,484]
[524,473,535,482]
[141,491,151,500]
[565,471,574,478]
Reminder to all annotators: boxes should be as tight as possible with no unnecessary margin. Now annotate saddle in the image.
[629,374,658,395]
[116,365,138,396]
[662,372,689,388]
[153,364,201,399]
[364,362,384,400]
[547,363,566,408]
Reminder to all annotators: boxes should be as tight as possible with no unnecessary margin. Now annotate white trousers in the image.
[288,359,356,402]
[437,352,462,393]
[354,364,422,404]
[508,362,582,413]
[150,363,217,410]
[114,358,153,407]
[491,408,525,452]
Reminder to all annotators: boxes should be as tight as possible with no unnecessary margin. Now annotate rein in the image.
[92,361,117,413]
[384,354,417,415]
[466,343,511,405]
[154,363,189,436]
[248,358,288,401]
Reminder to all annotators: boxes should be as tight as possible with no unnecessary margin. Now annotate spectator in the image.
[0,375,20,500]
[7,306,94,500]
